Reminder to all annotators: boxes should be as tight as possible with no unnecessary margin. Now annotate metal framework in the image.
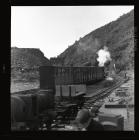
[40,66,104,89]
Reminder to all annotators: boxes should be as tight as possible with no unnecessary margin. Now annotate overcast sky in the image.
[11,6,134,59]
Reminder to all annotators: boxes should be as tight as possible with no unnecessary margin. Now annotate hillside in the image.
[11,47,51,82]
[11,47,51,69]
[50,10,134,70]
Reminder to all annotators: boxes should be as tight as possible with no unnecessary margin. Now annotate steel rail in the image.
[83,78,129,108]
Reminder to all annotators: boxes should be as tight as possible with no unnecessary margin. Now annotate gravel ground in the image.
[99,70,134,131]
[123,70,134,131]
[124,108,134,131]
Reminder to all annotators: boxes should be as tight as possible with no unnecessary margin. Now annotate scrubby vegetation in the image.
[11,47,51,69]
[50,10,134,71]
[11,47,51,82]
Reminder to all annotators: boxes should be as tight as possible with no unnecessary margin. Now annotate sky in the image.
[11,6,134,59]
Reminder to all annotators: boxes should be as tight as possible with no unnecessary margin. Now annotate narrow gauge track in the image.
[81,77,129,113]
[51,77,129,128]
[84,77,129,104]
[11,77,129,130]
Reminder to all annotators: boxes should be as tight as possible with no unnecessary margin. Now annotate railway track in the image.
[83,78,129,111]
[51,77,129,128]
[11,76,129,130]
[84,77,129,104]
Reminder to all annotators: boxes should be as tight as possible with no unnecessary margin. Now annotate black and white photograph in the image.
[10,5,134,132]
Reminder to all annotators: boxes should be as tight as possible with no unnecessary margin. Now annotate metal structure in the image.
[11,66,105,130]
[40,66,104,87]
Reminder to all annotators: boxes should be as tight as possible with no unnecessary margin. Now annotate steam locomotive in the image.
[11,66,105,129]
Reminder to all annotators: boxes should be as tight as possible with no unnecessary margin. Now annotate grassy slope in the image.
[52,10,134,70]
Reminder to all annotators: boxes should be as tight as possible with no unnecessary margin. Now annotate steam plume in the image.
[97,46,111,67]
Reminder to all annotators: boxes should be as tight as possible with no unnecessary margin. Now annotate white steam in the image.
[97,46,112,67]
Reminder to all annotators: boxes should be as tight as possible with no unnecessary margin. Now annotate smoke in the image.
[97,46,112,67]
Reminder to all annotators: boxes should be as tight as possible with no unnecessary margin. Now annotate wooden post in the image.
[32,94,38,117]
[60,85,63,99]
[39,66,55,94]
[69,86,71,98]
